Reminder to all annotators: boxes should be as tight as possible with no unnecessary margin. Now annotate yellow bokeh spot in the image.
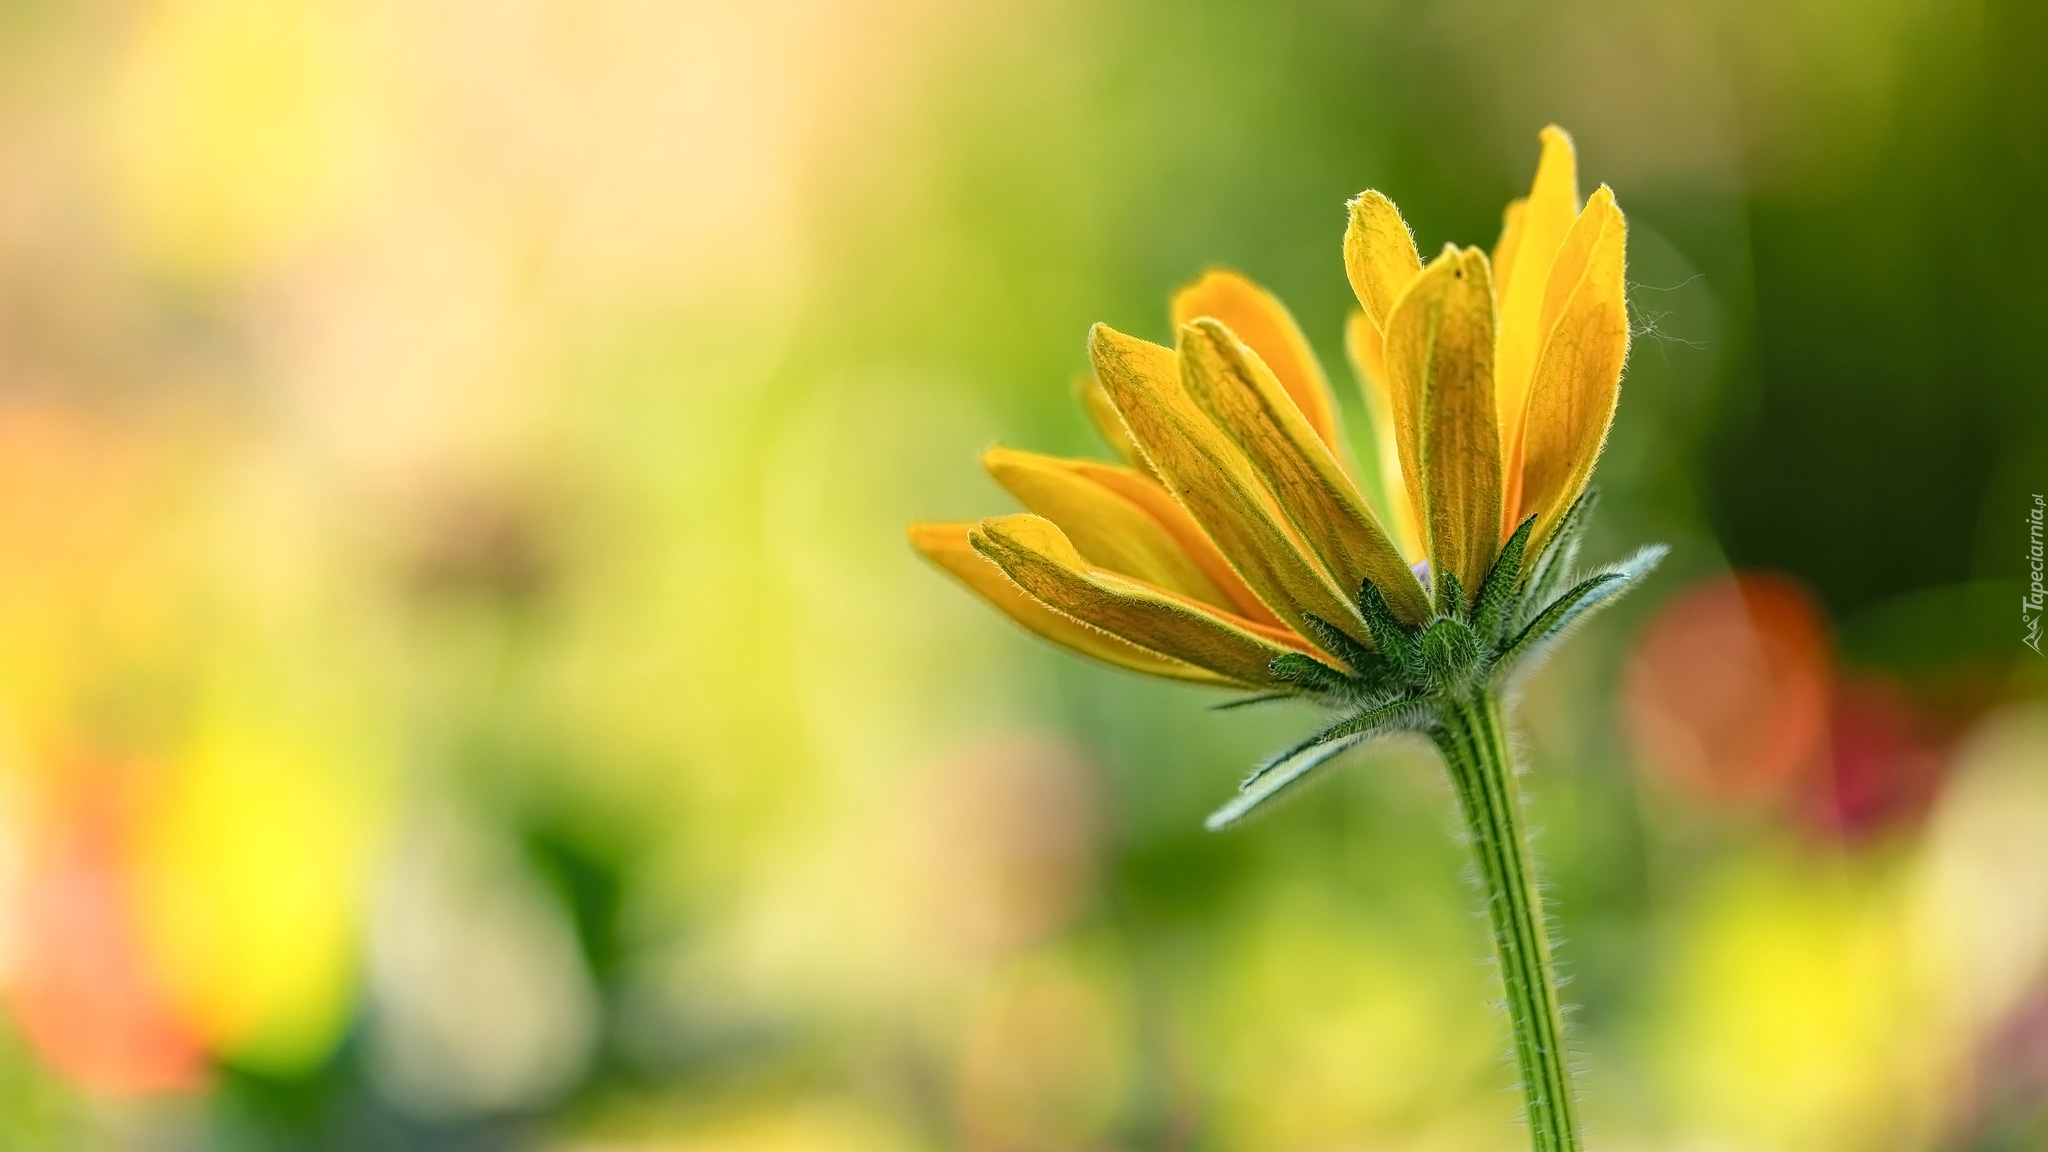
[1203,882,1515,1150]
[551,1099,914,1152]
[131,724,381,1073]
[104,0,379,279]
[1655,851,1944,1151]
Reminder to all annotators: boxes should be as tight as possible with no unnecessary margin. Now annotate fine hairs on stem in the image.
[1434,691,1580,1150]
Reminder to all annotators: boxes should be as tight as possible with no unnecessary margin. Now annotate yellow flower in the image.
[911,126,1632,695]
[913,129,1663,1150]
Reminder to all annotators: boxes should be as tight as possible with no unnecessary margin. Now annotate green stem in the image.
[1432,691,1580,1152]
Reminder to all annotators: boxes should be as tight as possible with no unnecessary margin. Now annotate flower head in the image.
[911,126,1662,821]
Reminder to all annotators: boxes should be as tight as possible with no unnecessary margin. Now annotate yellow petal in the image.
[1061,458,1284,627]
[969,514,1303,686]
[982,444,1234,608]
[1383,245,1503,599]
[1170,270,1343,454]
[1516,185,1628,552]
[1179,318,1430,623]
[1088,324,1373,640]
[1075,371,1153,475]
[1344,311,1424,562]
[1343,190,1423,332]
[1538,185,1625,364]
[909,522,1228,684]
[1492,197,1528,300]
[1493,125,1580,511]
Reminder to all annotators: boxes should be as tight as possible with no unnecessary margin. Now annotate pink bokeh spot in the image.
[1803,676,1946,842]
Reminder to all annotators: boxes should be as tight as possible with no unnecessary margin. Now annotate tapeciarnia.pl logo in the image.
[2027,493,2045,655]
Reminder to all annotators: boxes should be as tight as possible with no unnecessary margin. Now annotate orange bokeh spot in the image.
[1624,573,1833,805]
[6,785,207,1096]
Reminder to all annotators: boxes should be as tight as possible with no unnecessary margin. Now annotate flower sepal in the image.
[1207,488,1665,829]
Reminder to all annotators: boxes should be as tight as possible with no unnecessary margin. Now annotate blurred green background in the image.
[0,0,2041,1148]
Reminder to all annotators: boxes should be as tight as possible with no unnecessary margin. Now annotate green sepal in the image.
[1206,738,1358,830]
[1298,612,1385,684]
[1210,692,1294,711]
[1521,488,1599,627]
[1475,514,1538,647]
[1356,580,1418,678]
[1268,652,1357,700]
[1436,570,1468,619]
[1491,543,1666,684]
[1208,696,1426,829]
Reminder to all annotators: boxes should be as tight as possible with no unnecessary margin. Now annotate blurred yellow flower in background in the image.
[106,0,381,280]
[130,720,381,1074]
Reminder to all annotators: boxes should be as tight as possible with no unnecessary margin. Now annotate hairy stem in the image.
[1433,691,1580,1152]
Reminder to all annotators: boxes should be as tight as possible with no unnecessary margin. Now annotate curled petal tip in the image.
[1181,314,1230,346]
